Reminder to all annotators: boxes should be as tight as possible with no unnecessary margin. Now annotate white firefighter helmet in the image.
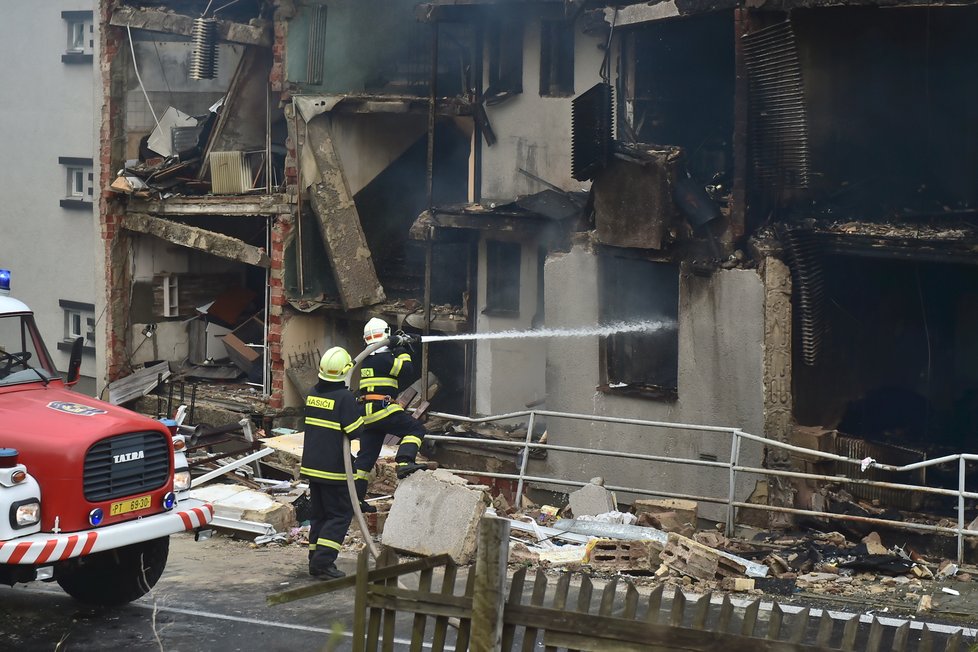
[363,317,391,344]
[318,346,353,381]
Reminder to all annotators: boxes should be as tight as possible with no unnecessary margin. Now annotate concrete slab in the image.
[382,470,489,563]
[569,482,616,517]
[190,483,296,533]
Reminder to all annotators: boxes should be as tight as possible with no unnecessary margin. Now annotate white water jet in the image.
[420,319,676,344]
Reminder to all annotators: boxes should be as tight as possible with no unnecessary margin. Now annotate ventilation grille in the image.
[84,432,170,502]
[743,21,809,191]
[571,82,614,181]
[210,151,252,194]
[306,5,327,85]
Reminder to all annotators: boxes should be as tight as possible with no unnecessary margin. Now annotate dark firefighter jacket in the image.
[300,379,364,484]
[358,346,414,426]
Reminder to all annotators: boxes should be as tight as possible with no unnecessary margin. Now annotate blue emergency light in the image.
[0,269,9,293]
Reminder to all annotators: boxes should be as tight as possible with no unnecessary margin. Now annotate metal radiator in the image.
[834,435,926,511]
[209,151,252,195]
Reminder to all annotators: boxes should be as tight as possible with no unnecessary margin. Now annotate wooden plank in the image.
[353,549,370,652]
[741,600,760,637]
[543,631,656,652]
[544,573,573,652]
[268,554,453,605]
[379,549,398,652]
[504,603,827,652]
[692,593,711,630]
[430,562,458,652]
[864,617,883,652]
[622,583,640,621]
[814,613,834,647]
[368,585,472,609]
[789,608,810,644]
[364,594,471,621]
[646,584,664,624]
[670,587,686,627]
[455,569,477,650]
[891,621,909,652]
[501,568,526,652]
[840,615,859,651]
[716,594,734,633]
[577,575,594,613]
[944,630,962,652]
[521,571,549,652]
[920,625,934,652]
[471,517,510,652]
[599,578,618,617]
[767,603,784,640]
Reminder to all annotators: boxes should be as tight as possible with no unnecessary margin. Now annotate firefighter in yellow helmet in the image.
[353,318,427,512]
[300,346,363,580]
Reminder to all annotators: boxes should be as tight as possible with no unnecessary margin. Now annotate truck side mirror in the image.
[65,337,83,387]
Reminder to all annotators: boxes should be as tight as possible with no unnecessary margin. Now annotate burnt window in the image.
[484,240,521,316]
[486,17,523,103]
[540,20,574,98]
[600,255,679,394]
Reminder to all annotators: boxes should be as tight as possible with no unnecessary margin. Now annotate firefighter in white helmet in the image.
[353,318,427,512]
[299,346,363,580]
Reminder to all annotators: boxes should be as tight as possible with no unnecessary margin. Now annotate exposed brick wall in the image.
[267,217,293,409]
[98,0,132,384]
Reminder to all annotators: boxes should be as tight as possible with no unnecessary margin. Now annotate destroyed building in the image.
[94,0,978,526]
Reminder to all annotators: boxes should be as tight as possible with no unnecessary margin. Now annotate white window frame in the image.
[162,275,180,317]
[67,167,85,197]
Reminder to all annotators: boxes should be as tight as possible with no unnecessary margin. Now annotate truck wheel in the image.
[56,537,169,606]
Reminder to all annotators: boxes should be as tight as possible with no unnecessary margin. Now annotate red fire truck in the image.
[0,269,212,605]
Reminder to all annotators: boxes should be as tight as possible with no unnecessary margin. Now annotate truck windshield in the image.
[0,313,57,386]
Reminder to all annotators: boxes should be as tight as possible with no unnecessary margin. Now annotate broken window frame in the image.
[539,20,575,98]
[598,253,679,398]
[484,239,522,317]
[486,15,524,103]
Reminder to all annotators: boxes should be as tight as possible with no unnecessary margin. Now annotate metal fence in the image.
[422,409,978,563]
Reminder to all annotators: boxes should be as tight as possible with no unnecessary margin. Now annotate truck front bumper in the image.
[0,499,213,565]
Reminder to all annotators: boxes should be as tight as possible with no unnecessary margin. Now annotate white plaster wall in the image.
[539,245,765,521]
[128,322,189,368]
[479,16,604,201]
[474,235,546,415]
[0,2,99,388]
[331,114,428,195]
[280,312,351,407]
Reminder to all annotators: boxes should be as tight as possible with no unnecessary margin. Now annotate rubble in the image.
[568,478,616,516]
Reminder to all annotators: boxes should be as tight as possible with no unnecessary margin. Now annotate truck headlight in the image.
[173,469,191,492]
[12,499,40,528]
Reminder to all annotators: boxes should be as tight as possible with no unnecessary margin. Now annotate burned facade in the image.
[94,0,978,525]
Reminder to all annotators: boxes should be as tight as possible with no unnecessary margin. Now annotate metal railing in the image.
[422,409,978,563]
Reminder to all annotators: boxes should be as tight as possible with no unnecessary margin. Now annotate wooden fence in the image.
[268,517,971,651]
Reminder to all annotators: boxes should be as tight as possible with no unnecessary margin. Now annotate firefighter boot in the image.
[355,478,376,514]
[309,563,345,580]
[396,461,428,479]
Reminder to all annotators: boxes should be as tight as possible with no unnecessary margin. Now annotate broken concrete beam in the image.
[189,483,295,534]
[124,213,270,268]
[635,510,694,538]
[633,497,697,525]
[568,480,616,517]
[660,532,747,581]
[586,538,662,573]
[382,469,489,563]
[109,6,271,47]
[304,116,385,309]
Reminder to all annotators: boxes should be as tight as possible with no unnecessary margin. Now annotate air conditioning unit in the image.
[209,151,252,194]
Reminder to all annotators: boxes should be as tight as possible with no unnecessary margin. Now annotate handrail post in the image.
[959,456,966,564]
[727,431,741,537]
[515,411,536,508]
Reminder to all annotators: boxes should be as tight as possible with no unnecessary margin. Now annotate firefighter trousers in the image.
[354,410,427,479]
[308,481,355,571]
